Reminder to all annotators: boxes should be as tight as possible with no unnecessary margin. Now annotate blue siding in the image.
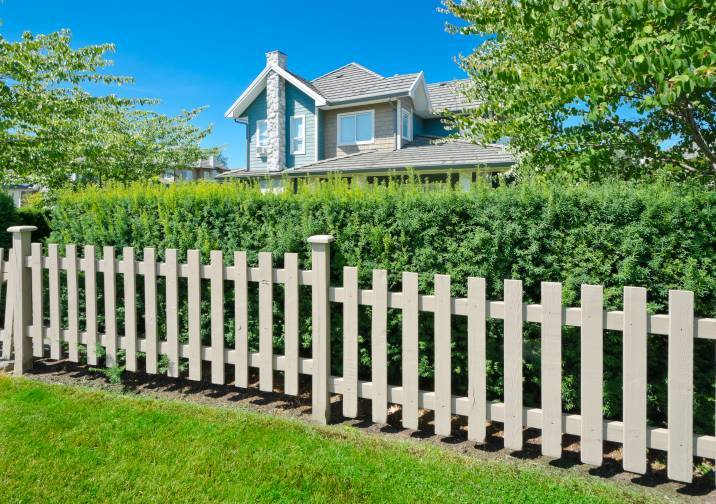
[413,115,424,137]
[285,83,316,168]
[245,89,267,171]
[317,109,325,160]
[422,117,455,137]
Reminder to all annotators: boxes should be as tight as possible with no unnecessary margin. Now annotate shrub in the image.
[48,180,716,432]
[0,192,17,250]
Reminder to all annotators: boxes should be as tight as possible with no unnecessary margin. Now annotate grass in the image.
[0,376,660,503]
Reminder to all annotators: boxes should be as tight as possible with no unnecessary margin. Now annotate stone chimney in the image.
[266,50,287,69]
[265,51,287,171]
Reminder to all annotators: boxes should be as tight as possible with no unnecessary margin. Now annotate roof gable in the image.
[224,64,326,118]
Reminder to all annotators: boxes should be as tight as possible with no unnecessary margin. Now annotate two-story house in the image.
[220,51,514,189]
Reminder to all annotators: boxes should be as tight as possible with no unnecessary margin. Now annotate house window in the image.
[338,110,374,146]
[401,108,412,140]
[290,116,305,155]
[256,120,268,147]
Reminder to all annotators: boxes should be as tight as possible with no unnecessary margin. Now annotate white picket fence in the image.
[2,225,716,484]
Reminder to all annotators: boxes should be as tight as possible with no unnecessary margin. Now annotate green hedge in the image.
[0,192,16,250]
[49,181,716,432]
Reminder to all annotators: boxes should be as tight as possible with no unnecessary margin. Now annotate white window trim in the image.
[401,107,413,141]
[337,110,375,146]
[290,115,306,155]
[256,119,268,147]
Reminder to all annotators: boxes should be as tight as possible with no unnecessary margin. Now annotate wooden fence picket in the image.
[123,247,137,372]
[467,277,486,442]
[66,245,79,362]
[371,269,388,424]
[103,246,117,367]
[143,248,158,374]
[401,271,419,430]
[434,274,452,436]
[187,249,201,381]
[342,266,359,417]
[165,249,180,378]
[258,252,273,392]
[84,246,97,365]
[623,286,647,474]
[503,279,523,450]
[49,244,61,360]
[0,249,11,359]
[234,251,249,388]
[283,253,299,396]
[210,250,225,385]
[31,243,44,358]
[668,290,694,483]
[541,282,563,458]
[580,284,604,466]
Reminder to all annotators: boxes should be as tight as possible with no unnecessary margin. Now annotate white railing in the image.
[2,226,715,484]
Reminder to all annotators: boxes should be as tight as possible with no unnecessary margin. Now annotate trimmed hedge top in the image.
[50,180,716,315]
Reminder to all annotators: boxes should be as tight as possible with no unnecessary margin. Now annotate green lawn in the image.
[0,377,659,503]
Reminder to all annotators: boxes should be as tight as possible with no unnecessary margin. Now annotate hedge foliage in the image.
[49,180,716,432]
[0,192,16,250]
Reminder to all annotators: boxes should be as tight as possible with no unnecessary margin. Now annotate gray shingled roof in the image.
[311,63,419,103]
[427,80,479,111]
[290,136,514,174]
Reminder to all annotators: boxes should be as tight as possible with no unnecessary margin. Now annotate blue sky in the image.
[1,0,482,167]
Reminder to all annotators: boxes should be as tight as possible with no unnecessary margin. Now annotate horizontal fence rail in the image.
[2,226,715,484]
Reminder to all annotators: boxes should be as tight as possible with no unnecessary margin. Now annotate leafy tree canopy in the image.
[443,0,716,181]
[0,29,216,189]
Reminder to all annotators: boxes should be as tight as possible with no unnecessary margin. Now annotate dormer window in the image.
[401,108,412,141]
[337,110,374,146]
[256,120,268,148]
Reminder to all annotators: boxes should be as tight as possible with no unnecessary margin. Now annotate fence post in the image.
[308,235,334,424]
[8,226,36,374]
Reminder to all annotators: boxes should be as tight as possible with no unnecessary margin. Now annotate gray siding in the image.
[285,83,316,168]
[245,89,268,171]
[323,102,396,159]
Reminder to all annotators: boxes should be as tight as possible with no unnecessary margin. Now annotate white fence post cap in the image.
[7,226,37,233]
[307,235,334,244]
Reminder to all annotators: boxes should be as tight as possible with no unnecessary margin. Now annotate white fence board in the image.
[371,269,388,424]
[49,244,61,360]
[580,284,604,466]
[259,252,273,392]
[123,247,137,372]
[504,279,523,450]
[31,243,44,358]
[342,266,359,417]
[187,250,201,381]
[434,274,452,436]
[623,286,647,474]
[144,248,158,374]
[541,282,562,458]
[66,245,79,362]
[401,271,419,430]
[210,251,225,385]
[165,249,180,378]
[284,253,299,396]
[234,251,249,388]
[467,277,486,442]
[668,290,694,483]
[84,246,97,365]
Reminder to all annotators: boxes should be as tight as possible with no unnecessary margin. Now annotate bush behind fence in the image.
[47,180,716,432]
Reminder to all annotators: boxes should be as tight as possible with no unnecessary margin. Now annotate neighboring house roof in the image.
[286,136,514,175]
[427,80,478,112]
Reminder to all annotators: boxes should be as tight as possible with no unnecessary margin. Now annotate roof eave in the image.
[290,161,514,177]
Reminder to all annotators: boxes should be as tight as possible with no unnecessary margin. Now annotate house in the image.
[161,156,229,183]
[220,51,514,189]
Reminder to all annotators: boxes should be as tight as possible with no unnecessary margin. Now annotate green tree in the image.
[0,29,215,189]
[443,0,716,181]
